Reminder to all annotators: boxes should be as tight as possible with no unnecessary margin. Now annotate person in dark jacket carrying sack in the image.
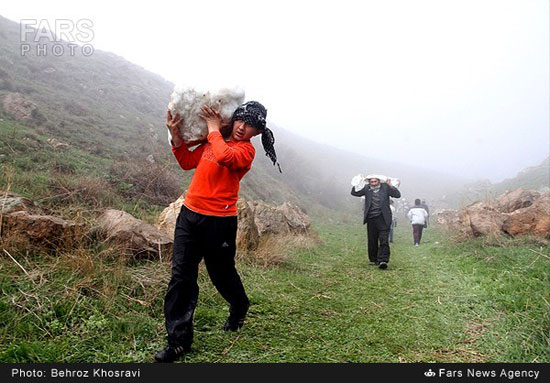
[351,177,401,269]
[155,101,280,363]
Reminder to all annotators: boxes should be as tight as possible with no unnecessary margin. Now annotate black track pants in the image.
[163,205,249,347]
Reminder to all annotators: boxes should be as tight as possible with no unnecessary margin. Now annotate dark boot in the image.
[223,302,250,332]
[154,344,190,363]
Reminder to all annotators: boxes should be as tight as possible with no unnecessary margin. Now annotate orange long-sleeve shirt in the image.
[172,131,255,216]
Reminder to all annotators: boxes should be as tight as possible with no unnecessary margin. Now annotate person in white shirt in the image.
[407,199,429,246]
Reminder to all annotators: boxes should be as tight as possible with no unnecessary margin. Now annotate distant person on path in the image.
[351,177,401,269]
[420,199,430,228]
[407,199,429,246]
[389,200,397,243]
[156,101,280,362]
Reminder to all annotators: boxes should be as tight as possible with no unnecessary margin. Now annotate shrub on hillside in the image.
[109,159,182,207]
[45,175,119,210]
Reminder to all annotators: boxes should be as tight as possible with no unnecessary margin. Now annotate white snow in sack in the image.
[167,85,245,144]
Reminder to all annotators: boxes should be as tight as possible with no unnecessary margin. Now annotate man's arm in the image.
[388,185,401,198]
[351,185,366,197]
[385,179,401,198]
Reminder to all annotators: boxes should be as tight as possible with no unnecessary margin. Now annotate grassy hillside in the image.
[0,15,316,218]
[1,16,548,365]
[443,157,550,208]
[495,157,550,195]
[0,15,471,220]
[1,224,547,362]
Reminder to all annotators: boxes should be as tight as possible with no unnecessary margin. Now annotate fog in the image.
[4,0,549,182]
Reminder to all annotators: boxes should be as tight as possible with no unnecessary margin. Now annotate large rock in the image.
[277,202,311,233]
[461,201,506,237]
[433,209,460,226]
[495,189,541,213]
[0,191,42,215]
[157,193,185,236]
[248,201,290,236]
[1,191,80,249]
[502,194,550,238]
[157,196,312,251]
[453,189,549,238]
[3,211,80,249]
[97,209,173,258]
[237,199,260,250]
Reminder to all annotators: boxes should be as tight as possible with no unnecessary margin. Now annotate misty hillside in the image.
[495,156,549,194]
[0,15,497,218]
[445,156,550,207]
[0,16,320,215]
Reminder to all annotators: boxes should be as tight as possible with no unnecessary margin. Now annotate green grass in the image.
[0,224,548,362]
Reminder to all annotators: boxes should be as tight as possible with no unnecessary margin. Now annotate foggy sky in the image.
[4,0,549,182]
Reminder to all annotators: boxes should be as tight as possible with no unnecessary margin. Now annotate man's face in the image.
[369,178,380,187]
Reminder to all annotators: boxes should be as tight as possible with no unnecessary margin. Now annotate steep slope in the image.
[0,15,468,218]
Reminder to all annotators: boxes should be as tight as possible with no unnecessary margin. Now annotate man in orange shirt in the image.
[155,101,280,362]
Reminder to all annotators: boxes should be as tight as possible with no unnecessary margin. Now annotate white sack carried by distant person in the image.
[351,174,401,190]
[167,85,245,144]
[351,174,367,190]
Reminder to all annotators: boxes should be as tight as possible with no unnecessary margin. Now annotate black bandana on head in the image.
[230,101,282,173]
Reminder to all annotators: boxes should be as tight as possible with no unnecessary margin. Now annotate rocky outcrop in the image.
[248,201,290,236]
[156,193,185,236]
[3,210,81,249]
[461,201,506,237]
[495,189,540,213]
[277,202,311,233]
[247,201,311,236]
[1,192,42,215]
[502,194,550,237]
[97,209,173,258]
[439,188,549,238]
[2,186,314,258]
[237,199,260,250]
[433,209,461,227]
[1,191,80,249]
[157,195,312,251]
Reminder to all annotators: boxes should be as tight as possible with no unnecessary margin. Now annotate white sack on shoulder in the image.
[351,174,401,189]
[167,85,245,144]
